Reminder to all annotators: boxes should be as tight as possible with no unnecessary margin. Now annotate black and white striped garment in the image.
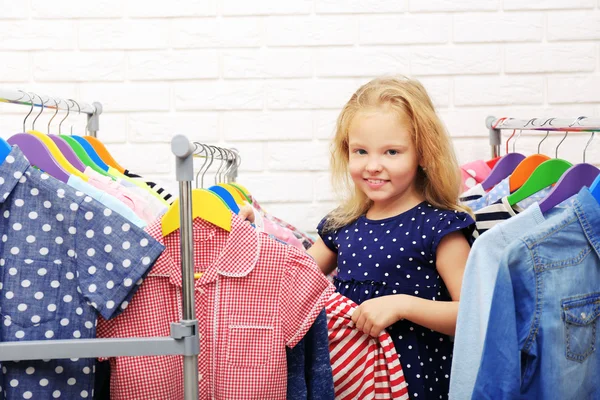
[124,170,175,205]
[473,196,523,239]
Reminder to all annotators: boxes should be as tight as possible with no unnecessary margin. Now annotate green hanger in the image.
[59,135,111,177]
[507,158,573,206]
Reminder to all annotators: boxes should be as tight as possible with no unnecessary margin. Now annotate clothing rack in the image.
[0,88,103,137]
[0,89,200,399]
[486,116,600,159]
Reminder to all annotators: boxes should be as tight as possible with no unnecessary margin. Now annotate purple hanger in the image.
[8,134,70,183]
[480,153,526,191]
[539,163,600,214]
[48,135,86,172]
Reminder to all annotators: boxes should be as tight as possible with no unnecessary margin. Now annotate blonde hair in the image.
[324,76,470,231]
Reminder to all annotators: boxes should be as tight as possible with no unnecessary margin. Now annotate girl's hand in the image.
[351,295,411,337]
[238,205,255,224]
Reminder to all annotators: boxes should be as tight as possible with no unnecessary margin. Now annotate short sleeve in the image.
[280,246,335,348]
[74,198,165,321]
[431,210,475,257]
[316,216,338,253]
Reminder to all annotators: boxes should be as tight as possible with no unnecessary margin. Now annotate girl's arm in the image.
[307,238,338,275]
[352,231,470,337]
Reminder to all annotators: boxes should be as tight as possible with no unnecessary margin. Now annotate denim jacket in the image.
[473,188,600,399]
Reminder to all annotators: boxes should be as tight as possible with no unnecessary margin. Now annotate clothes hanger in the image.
[509,118,553,193]
[81,102,126,172]
[216,149,247,205]
[507,125,574,207]
[6,92,70,182]
[23,93,88,181]
[62,99,109,172]
[56,100,110,177]
[480,121,527,191]
[162,142,232,237]
[207,146,240,212]
[46,98,86,172]
[539,128,600,214]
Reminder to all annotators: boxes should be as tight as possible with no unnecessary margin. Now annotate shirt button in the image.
[198,288,204,294]
[198,373,202,380]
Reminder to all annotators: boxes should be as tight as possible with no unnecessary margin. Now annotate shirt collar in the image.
[150,212,261,287]
[573,188,600,258]
[500,195,524,216]
[0,146,32,204]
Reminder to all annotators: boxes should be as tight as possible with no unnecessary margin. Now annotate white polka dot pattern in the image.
[0,147,164,400]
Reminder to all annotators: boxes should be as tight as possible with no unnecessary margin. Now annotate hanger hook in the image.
[47,97,60,133]
[58,99,71,134]
[30,93,46,131]
[194,143,210,188]
[222,148,235,183]
[570,116,587,128]
[556,130,569,158]
[512,118,537,153]
[68,99,81,135]
[505,129,517,154]
[538,130,550,154]
[584,131,594,164]
[492,117,508,129]
[233,148,242,183]
[203,146,216,188]
[212,146,226,184]
[18,91,34,132]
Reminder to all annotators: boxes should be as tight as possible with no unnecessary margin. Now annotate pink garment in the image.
[84,168,159,224]
[250,206,305,250]
[460,160,492,192]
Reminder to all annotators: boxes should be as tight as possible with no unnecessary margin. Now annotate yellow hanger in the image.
[217,183,247,206]
[27,130,88,181]
[161,189,232,237]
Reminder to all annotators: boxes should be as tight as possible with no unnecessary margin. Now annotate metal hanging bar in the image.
[486,116,600,159]
[171,134,201,400]
[0,87,102,137]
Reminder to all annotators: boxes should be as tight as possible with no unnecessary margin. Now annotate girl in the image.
[312,77,474,400]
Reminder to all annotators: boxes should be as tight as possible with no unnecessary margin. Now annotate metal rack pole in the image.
[172,135,200,400]
[486,116,501,159]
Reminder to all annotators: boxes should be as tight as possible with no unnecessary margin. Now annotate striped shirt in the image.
[326,293,409,400]
[473,196,522,238]
[123,169,175,205]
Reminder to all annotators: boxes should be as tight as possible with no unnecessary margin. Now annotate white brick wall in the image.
[0,0,599,234]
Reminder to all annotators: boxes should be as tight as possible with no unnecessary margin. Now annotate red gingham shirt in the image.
[97,213,335,400]
[326,293,410,400]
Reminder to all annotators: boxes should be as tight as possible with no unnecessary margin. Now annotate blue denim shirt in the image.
[286,309,334,400]
[473,188,600,399]
[450,203,566,400]
[0,147,164,399]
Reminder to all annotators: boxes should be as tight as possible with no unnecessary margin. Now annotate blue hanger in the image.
[0,139,11,166]
[208,185,240,213]
[71,136,109,171]
[540,132,600,214]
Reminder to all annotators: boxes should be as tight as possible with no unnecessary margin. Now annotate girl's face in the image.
[347,108,422,214]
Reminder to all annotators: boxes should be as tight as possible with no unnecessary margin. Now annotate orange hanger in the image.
[509,127,552,192]
[83,136,126,173]
[509,154,551,192]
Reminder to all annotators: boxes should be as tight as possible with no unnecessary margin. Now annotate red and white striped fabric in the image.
[326,293,410,400]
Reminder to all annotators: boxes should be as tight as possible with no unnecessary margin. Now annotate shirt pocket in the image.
[1,259,62,329]
[226,315,274,368]
[561,292,600,363]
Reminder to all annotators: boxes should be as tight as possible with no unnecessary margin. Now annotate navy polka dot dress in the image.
[318,202,474,400]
